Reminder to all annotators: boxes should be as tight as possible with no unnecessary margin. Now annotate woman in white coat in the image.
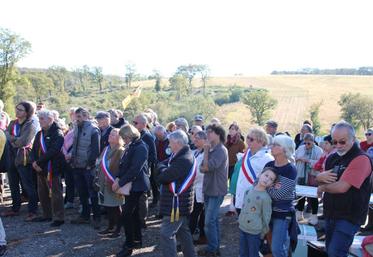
[234,128,274,213]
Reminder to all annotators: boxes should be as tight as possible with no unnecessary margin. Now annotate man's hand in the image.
[316,170,337,184]
[274,182,282,189]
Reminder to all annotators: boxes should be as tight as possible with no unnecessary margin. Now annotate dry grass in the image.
[137,75,373,136]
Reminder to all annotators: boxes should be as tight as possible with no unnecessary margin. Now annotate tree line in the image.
[271,67,373,76]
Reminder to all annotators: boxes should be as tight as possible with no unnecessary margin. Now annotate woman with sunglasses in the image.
[294,133,323,225]
[234,128,273,215]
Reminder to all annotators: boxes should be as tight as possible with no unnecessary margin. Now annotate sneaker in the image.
[308,215,318,226]
[50,220,64,227]
[0,245,6,256]
[64,202,74,209]
[71,217,90,224]
[107,232,121,239]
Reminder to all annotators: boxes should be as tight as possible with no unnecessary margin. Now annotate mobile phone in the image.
[332,165,340,174]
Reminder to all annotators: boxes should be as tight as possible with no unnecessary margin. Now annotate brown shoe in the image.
[24,213,38,222]
[0,210,19,217]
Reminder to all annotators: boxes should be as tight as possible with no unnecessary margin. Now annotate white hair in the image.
[37,109,54,120]
[168,130,189,146]
[273,135,295,160]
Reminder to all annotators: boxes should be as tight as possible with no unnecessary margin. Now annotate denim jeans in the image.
[17,165,38,214]
[64,163,75,204]
[0,218,6,246]
[73,168,100,220]
[160,216,196,257]
[239,229,261,257]
[204,195,224,252]
[271,218,290,257]
[325,219,360,257]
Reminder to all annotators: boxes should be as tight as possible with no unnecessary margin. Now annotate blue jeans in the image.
[239,229,261,257]
[325,219,360,257]
[73,168,100,220]
[204,195,224,252]
[271,218,290,257]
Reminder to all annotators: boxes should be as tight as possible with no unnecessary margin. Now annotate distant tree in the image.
[25,72,54,102]
[198,65,210,95]
[176,64,200,94]
[125,63,136,88]
[309,101,323,135]
[47,66,68,92]
[338,93,373,130]
[73,65,90,92]
[90,66,104,92]
[169,74,188,100]
[242,89,277,126]
[0,28,31,114]
[153,70,162,92]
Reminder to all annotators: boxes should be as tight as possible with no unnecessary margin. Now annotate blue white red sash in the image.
[100,146,115,183]
[40,131,53,192]
[168,157,197,222]
[12,121,20,137]
[241,150,256,185]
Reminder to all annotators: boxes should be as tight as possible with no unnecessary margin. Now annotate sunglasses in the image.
[332,140,347,145]
[16,107,26,112]
[305,142,313,146]
[246,136,255,142]
[132,121,138,125]
[366,133,372,137]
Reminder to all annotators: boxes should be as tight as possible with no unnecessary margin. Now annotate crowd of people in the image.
[0,99,372,257]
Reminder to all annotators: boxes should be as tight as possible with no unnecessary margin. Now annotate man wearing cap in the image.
[96,111,113,153]
[193,115,205,131]
[265,120,278,137]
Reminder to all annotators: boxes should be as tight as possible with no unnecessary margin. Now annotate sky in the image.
[1,0,373,76]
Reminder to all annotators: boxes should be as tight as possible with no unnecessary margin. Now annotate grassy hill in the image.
[67,75,373,137]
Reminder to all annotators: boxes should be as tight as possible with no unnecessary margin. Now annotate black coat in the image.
[117,138,150,192]
[157,145,195,217]
[100,126,113,153]
[31,122,65,176]
[141,130,157,165]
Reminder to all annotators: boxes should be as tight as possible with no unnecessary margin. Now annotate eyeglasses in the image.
[366,133,372,137]
[332,140,346,145]
[246,136,255,142]
[305,142,312,146]
[132,121,138,125]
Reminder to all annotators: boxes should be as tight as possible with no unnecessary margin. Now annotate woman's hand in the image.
[316,170,337,184]
[112,179,120,192]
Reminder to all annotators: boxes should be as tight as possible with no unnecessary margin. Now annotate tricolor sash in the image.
[40,131,53,195]
[100,146,115,183]
[11,121,20,137]
[168,157,197,222]
[241,150,256,185]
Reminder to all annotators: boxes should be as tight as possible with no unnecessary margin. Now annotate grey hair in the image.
[50,110,60,120]
[175,117,189,132]
[136,114,148,124]
[331,120,356,140]
[191,125,202,133]
[37,109,54,120]
[273,135,295,160]
[153,125,167,134]
[302,124,313,133]
[303,133,314,142]
[168,130,189,146]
